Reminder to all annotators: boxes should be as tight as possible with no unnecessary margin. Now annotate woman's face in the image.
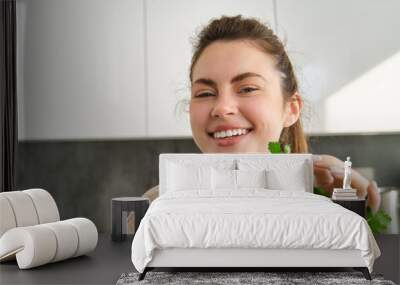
[190,40,300,153]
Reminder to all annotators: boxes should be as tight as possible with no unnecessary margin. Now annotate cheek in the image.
[241,97,285,135]
[189,102,210,131]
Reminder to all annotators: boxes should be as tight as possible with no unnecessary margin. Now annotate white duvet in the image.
[131,189,380,273]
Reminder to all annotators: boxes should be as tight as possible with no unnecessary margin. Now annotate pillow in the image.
[167,162,212,191]
[266,163,307,191]
[236,169,268,189]
[211,168,237,190]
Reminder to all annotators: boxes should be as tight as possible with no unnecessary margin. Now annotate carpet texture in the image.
[116,271,396,285]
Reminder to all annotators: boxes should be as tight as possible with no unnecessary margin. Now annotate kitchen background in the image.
[15,0,400,233]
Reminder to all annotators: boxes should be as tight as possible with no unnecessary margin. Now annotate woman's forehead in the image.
[192,40,278,84]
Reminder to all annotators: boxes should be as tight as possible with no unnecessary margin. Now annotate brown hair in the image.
[189,15,309,153]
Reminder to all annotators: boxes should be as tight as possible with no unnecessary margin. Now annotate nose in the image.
[210,92,238,118]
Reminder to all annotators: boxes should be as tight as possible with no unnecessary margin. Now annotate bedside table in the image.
[332,199,366,218]
[111,197,149,242]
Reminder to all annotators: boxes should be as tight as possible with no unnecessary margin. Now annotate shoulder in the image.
[142,185,159,203]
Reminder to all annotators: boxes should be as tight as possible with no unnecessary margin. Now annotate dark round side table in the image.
[332,199,366,218]
[111,197,149,242]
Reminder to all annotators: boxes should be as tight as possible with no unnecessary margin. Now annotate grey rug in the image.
[116,271,396,285]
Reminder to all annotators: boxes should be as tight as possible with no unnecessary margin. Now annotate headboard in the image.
[159,153,313,195]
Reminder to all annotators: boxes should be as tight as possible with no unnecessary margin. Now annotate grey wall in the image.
[17,139,199,233]
[308,134,400,187]
[16,134,400,233]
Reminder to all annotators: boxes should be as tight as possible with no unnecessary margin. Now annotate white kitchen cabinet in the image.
[145,0,275,138]
[276,0,400,134]
[17,0,146,140]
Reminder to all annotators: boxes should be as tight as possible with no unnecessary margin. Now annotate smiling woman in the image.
[143,15,380,213]
[189,16,307,154]
[189,40,302,153]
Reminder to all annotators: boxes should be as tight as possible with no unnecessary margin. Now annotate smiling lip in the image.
[208,125,252,133]
[207,125,252,147]
[215,134,248,147]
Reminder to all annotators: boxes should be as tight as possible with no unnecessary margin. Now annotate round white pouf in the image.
[42,221,79,262]
[0,226,57,269]
[1,192,39,227]
[66,218,98,257]
[23,189,60,224]
[0,195,17,237]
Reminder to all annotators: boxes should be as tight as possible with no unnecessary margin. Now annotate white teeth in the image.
[212,128,250,139]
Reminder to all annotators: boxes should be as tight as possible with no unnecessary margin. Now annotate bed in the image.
[131,154,380,281]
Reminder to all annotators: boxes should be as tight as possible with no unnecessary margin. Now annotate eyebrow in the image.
[193,72,267,87]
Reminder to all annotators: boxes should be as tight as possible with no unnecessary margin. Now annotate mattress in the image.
[131,189,380,273]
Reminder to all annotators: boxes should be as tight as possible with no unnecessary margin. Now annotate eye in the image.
[194,92,215,98]
[239,86,258,94]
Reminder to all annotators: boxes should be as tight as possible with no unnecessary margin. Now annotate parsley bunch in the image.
[268,142,291,154]
[366,207,392,234]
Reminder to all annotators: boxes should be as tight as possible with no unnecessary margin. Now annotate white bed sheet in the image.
[131,189,380,273]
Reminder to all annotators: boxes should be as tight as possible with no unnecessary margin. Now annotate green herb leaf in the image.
[283,144,291,154]
[366,207,392,234]
[268,142,292,154]
[313,186,331,197]
[268,142,282,153]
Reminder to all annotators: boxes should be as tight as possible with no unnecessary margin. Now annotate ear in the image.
[283,92,303,128]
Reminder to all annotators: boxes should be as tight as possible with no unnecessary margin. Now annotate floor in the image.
[0,234,133,285]
[1,234,398,284]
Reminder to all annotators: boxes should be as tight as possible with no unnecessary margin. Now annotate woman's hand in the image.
[313,154,381,213]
